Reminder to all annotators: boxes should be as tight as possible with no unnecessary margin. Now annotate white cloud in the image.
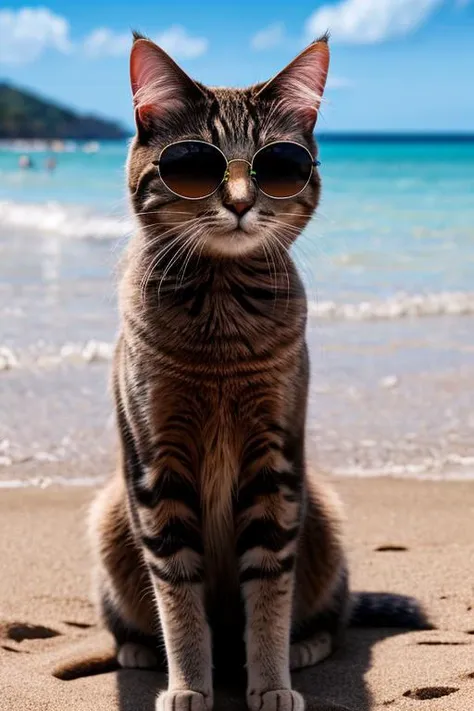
[154,25,208,59]
[83,28,130,58]
[251,22,285,51]
[83,24,208,60]
[0,7,208,65]
[0,7,72,65]
[306,0,444,44]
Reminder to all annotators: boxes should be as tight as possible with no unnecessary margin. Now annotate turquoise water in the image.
[1,138,474,480]
[1,139,473,307]
[0,141,126,206]
[315,140,474,302]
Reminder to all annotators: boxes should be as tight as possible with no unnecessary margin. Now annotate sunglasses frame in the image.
[156,139,320,201]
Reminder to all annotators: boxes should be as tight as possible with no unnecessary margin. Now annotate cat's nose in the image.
[222,160,256,218]
[224,200,254,217]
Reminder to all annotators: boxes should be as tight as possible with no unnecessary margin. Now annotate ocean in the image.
[1,137,474,483]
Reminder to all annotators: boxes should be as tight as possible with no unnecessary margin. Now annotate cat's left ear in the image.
[255,36,330,132]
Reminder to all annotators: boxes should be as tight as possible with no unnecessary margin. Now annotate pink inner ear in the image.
[269,43,330,129]
[282,50,329,111]
[130,41,185,118]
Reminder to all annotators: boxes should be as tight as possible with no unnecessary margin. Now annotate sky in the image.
[1,0,473,133]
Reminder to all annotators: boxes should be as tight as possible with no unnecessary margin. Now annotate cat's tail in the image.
[290,591,433,672]
[52,648,119,681]
[350,592,433,630]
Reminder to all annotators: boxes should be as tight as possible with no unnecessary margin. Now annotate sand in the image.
[1,473,473,711]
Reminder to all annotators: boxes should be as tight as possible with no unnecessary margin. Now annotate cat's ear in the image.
[130,37,205,140]
[255,36,330,132]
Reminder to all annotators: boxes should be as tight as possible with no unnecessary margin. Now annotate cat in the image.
[89,33,429,711]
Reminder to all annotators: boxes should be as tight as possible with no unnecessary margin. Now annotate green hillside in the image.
[0,82,130,140]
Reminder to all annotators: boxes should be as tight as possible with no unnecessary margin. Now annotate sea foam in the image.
[309,291,474,321]
[0,199,132,240]
[0,340,114,372]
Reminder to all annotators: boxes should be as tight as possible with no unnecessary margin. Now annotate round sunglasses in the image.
[154,140,320,201]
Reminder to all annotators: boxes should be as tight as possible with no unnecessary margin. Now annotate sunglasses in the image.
[154,140,320,201]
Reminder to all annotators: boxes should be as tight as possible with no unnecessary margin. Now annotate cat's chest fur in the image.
[131,258,307,372]
[200,403,240,593]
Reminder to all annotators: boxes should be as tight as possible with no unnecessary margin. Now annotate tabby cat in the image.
[90,33,428,711]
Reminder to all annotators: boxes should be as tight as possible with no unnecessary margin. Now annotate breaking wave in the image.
[309,291,474,321]
[0,340,114,372]
[0,199,131,240]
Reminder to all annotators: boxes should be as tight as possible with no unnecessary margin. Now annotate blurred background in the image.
[1,0,473,484]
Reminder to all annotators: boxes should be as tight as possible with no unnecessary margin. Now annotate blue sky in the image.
[1,0,473,132]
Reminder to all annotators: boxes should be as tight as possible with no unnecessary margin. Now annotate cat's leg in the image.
[290,480,349,671]
[112,357,213,710]
[89,474,163,669]
[290,572,349,671]
[237,440,305,711]
[130,435,213,711]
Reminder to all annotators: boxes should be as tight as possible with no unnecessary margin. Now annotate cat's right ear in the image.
[255,36,330,133]
[130,38,205,142]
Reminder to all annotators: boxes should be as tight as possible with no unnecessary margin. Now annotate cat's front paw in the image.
[247,689,305,711]
[156,690,213,711]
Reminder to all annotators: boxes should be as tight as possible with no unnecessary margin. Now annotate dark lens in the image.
[159,141,227,199]
[252,142,313,198]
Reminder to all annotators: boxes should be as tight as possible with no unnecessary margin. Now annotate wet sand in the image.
[2,315,474,482]
[1,469,473,710]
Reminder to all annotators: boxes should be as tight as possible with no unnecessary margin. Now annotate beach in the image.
[1,137,474,709]
[1,472,474,711]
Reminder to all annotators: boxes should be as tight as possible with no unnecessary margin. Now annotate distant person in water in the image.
[18,155,33,170]
[45,156,57,172]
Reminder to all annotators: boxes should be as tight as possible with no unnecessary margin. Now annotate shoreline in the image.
[2,467,474,490]
[2,314,474,482]
[2,452,474,489]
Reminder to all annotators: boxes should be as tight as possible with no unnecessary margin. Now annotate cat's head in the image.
[127,33,329,259]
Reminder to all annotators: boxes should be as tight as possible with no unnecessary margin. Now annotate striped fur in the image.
[90,35,428,711]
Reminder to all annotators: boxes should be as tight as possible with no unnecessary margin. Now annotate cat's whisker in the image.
[157,234,198,302]
[263,232,289,312]
[177,235,205,287]
[261,237,280,278]
[140,232,188,302]
[175,220,219,285]
[260,239,279,302]
[262,217,302,238]
[149,220,206,289]
[138,217,206,299]
[265,230,292,311]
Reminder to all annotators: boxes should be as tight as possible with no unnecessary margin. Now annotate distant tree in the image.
[0,82,130,140]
